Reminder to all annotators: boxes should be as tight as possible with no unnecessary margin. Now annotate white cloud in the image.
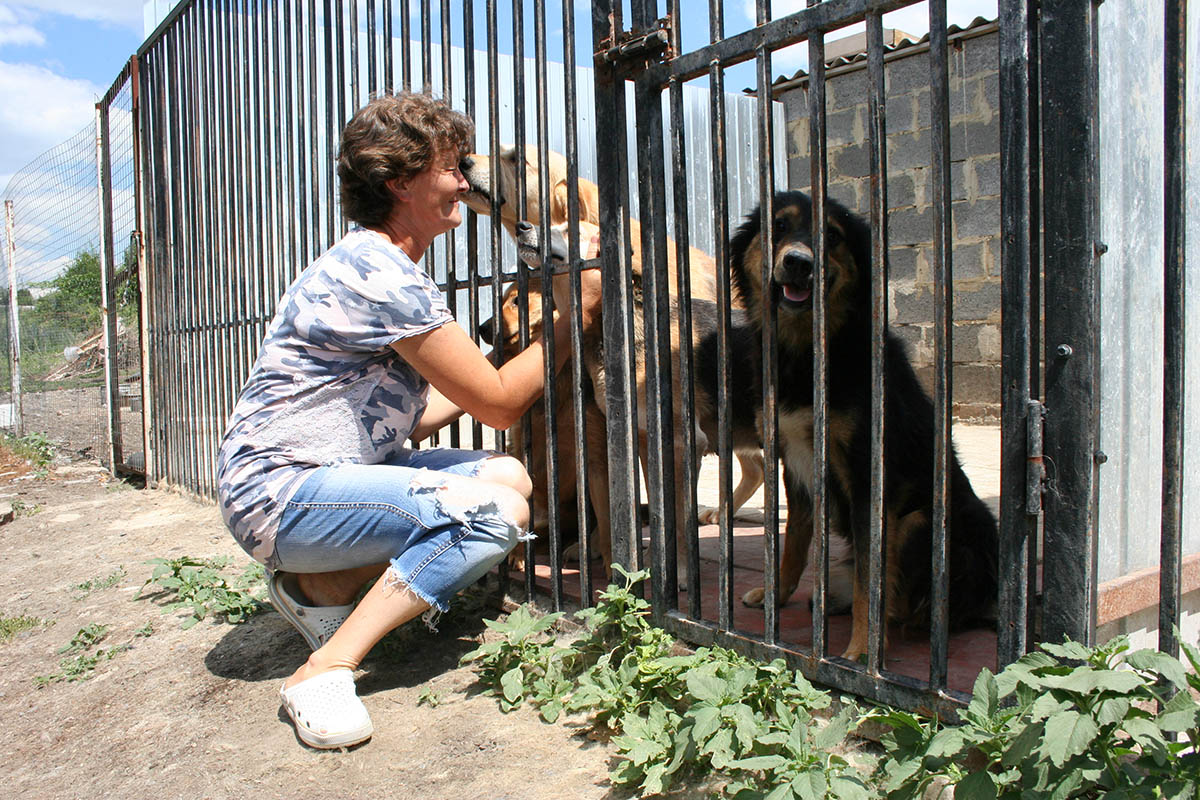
[0,61,99,185]
[0,5,44,46]
[5,0,144,33]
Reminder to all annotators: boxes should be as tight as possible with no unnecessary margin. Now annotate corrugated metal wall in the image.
[1097,0,1199,584]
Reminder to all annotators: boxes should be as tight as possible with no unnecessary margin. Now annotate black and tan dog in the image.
[731,191,998,660]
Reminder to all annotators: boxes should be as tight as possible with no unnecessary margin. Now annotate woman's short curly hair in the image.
[337,92,474,227]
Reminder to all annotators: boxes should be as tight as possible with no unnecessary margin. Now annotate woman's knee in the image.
[476,455,533,500]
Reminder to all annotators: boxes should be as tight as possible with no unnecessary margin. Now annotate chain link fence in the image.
[0,115,114,465]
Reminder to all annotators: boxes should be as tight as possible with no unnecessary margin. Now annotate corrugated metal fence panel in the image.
[1096,0,1200,584]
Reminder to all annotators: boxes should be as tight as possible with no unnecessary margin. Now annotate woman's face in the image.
[398,147,469,241]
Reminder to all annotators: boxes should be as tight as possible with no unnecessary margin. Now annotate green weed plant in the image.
[0,612,50,642]
[461,565,871,798]
[874,634,1200,799]
[135,555,267,628]
[73,567,127,598]
[464,567,1200,799]
[35,622,131,686]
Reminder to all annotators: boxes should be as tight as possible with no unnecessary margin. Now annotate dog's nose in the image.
[459,155,475,172]
[516,221,533,234]
[781,249,813,278]
[478,315,495,346]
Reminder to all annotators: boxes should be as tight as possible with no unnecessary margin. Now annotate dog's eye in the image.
[772,217,787,239]
[826,226,843,247]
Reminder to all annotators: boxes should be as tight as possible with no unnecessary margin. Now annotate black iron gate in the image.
[588,0,1188,716]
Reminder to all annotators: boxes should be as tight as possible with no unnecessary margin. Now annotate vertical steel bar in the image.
[865,10,889,675]
[211,1,233,453]
[532,0,564,609]
[668,0,703,616]
[199,0,218,494]
[928,0,952,690]
[1160,0,1186,658]
[592,0,639,573]
[97,101,122,473]
[509,0,536,595]
[324,0,338,244]
[421,0,431,93]
[559,0,592,601]
[630,0,677,613]
[400,0,411,91]
[709,0,734,630]
[462,0,482,452]
[1040,0,1100,647]
[807,1,829,663]
[754,0,780,645]
[368,0,378,97]
[383,0,393,94]
[4,201,22,438]
[998,0,1036,666]
[348,0,359,112]
[130,55,155,483]
[441,0,460,450]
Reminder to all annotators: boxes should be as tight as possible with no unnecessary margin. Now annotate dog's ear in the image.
[578,178,599,225]
[551,181,571,225]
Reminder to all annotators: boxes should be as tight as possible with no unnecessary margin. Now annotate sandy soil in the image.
[0,464,618,800]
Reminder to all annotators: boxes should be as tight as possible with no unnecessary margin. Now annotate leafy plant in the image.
[9,498,40,517]
[1,430,55,469]
[0,612,50,643]
[462,565,871,797]
[874,634,1200,799]
[35,622,131,686]
[74,567,126,598]
[134,556,267,628]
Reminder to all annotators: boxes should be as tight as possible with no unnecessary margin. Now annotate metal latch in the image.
[1026,399,1046,515]
[596,18,671,66]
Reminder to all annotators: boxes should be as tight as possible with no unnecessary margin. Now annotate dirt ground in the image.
[0,463,618,800]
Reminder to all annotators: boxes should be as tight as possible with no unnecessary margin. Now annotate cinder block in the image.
[952,195,1001,240]
[950,118,1000,161]
[888,245,921,281]
[888,204,933,247]
[952,280,1002,322]
[833,143,870,178]
[888,130,929,172]
[951,241,987,279]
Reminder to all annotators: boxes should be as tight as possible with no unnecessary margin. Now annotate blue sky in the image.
[0,0,995,192]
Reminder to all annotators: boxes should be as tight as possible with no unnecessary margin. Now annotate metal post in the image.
[3,200,21,437]
[1159,0,1186,659]
[1039,0,1101,646]
[97,104,120,474]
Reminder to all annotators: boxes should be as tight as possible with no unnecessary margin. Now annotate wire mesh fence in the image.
[0,117,112,465]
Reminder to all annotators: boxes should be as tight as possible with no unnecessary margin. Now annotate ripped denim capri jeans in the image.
[273,448,528,615]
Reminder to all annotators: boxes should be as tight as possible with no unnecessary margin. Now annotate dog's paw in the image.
[697,506,718,525]
[741,586,766,608]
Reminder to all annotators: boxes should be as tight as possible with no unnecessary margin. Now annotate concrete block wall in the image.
[774,24,1001,418]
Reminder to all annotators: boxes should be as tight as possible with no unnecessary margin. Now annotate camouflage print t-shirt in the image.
[216,227,452,568]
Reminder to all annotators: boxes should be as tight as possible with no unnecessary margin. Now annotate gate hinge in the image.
[597,18,672,67]
[1026,399,1046,515]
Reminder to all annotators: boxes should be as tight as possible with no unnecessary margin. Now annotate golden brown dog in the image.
[463,146,763,575]
[512,219,768,578]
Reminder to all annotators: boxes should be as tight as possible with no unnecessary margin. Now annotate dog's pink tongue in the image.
[783,285,812,303]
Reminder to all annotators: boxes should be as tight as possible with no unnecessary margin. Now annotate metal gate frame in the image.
[590,0,1187,715]
[98,57,150,478]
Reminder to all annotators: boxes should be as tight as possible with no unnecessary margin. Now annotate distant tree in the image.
[16,288,32,306]
[25,250,103,345]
